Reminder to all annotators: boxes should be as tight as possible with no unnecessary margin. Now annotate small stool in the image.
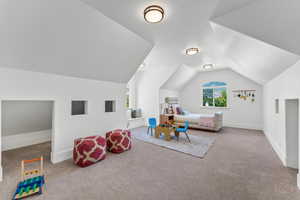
[73,135,106,167]
[106,129,132,153]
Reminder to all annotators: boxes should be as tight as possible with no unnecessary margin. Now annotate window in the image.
[202,82,227,108]
[72,101,88,115]
[275,99,279,114]
[125,93,129,109]
[105,100,116,112]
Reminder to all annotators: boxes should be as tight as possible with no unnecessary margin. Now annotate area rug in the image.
[132,130,216,158]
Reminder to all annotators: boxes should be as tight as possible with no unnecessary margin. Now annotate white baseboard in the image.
[286,159,298,169]
[264,131,286,166]
[224,122,262,130]
[0,166,2,182]
[52,148,72,164]
[2,130,51,151]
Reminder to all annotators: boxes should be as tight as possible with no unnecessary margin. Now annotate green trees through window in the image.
[202,82,227,107]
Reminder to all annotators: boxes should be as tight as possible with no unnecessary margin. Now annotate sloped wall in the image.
[0,0,152,83]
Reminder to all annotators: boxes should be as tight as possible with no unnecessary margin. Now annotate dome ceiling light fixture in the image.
[203,64,214,70]
[186,47,200,56]
[144,5,164,23]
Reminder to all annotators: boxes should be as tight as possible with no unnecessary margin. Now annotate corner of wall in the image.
[264,130,287,166]
[298,174,300,189]
[224,122,263,130]
[51,148,72,164]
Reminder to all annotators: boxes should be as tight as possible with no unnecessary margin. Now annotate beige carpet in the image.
[1,127,300,200]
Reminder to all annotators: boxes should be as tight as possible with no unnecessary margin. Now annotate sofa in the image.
[174,112,223,132]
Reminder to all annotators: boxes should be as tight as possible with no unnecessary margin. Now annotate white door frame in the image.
[0,98,56,182]
[284,98,300,189]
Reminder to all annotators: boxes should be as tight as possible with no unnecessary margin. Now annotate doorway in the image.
[285,99,299,169]
[0,100,55,181]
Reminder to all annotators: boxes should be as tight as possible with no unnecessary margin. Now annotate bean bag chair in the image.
[106,129,132,153]
[73,135,106,167]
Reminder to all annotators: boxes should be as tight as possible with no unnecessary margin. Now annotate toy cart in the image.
[13,156,45,200]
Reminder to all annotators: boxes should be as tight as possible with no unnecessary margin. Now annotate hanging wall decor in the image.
[232,90,256,102]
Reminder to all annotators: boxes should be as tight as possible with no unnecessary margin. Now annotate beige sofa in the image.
[174,112,223,132]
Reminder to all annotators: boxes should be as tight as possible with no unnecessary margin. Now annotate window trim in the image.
[202,85,228,109]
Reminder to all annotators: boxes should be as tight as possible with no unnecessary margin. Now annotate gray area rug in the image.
[132,130,216,158]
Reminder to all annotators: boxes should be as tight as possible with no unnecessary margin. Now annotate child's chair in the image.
[175,121,191,143]
[147,118,157,136]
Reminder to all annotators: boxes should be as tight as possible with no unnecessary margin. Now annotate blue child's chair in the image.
[176,121,191,143]
[147,118,157,136]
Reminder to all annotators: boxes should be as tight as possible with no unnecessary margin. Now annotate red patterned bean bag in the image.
[106,129,132,153]
[73,135,106,167]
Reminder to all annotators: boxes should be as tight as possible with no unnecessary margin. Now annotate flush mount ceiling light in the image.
[186,48,200,56]
[203,64,214,70]
[144,5,164,23]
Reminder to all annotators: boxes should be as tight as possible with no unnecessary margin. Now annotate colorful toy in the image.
[13,156,45,200]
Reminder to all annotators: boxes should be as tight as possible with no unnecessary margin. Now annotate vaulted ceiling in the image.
[0,0,151,83]
[212,0,300,56]
[0,0,299,86]
[82,0,300,89]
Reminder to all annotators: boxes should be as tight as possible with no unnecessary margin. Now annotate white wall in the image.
[159,89,179,105]
[2,129,51,151]
[127,71,141,109]
[180,69,263,130]
[0,67,127,181]
[136,63,179,121]
[263,61,300,163]
[263,60,300,188]
[2,101,53,136]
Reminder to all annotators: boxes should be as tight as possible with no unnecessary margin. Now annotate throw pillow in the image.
[177,107,184,115]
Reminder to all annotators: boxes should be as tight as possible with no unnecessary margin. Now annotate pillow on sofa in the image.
[171,104,179,114]
[176,107,184,115]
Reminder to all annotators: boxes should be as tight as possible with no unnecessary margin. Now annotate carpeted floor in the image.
[1,127,300,200]
[133,129,216,158]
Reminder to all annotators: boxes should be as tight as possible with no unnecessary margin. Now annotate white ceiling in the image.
[0,0,152,83]
[212,0,300,56]
[210,23,299,85]
[0,0,299,86]
[81,0,226,71]
[83,0,300,88]
[211,0,256,18]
